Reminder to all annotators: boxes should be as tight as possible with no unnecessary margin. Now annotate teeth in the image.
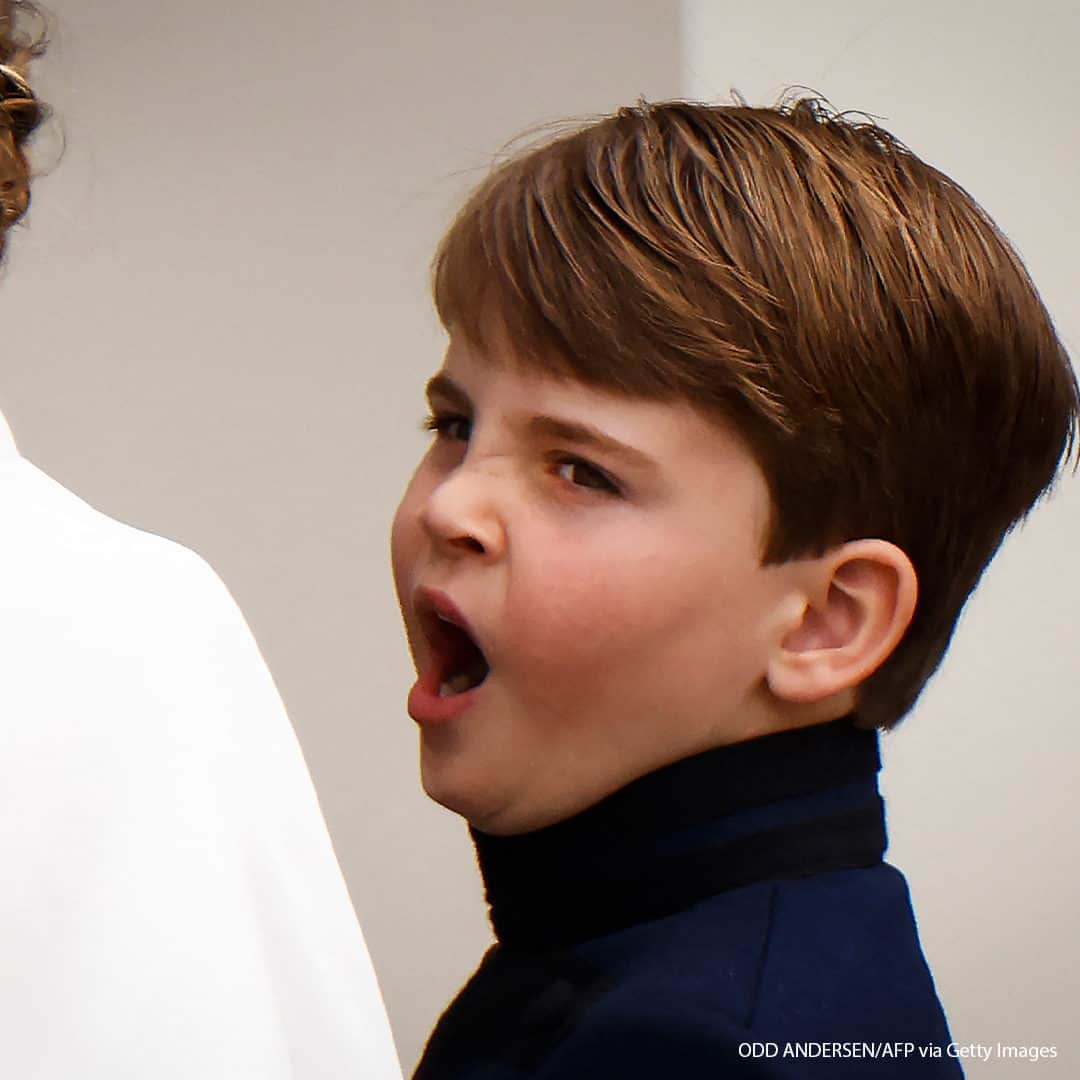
[439,672,475,697]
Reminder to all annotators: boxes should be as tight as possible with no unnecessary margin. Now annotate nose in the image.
[419,463,506,560]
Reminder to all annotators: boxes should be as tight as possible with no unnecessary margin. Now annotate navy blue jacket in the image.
[414,719,963,1079]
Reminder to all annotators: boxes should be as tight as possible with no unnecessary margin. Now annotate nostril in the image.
[453,535,486,555]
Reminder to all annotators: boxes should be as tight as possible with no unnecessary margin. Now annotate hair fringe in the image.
[431,98,1079,728]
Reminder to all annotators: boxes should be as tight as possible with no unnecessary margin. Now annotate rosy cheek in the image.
[501,557,639,680]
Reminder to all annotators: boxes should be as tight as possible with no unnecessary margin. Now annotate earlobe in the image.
[766,540,918,706]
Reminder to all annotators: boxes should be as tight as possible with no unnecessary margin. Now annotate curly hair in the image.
[0,0,48,257]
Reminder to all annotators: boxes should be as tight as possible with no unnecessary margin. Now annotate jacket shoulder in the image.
[536,870,961,1079]
[0,457,235,633]
[0,458,261,717]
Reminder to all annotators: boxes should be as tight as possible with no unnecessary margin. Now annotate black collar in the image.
[471,718,885,949]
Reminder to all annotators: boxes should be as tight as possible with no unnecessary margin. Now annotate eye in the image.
[554,457,621,495]
[421,412,471,442]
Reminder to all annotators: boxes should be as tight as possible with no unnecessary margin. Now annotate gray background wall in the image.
[2,1,1074,1074]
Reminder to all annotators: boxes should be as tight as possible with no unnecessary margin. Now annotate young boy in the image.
[390,97,1078,1078]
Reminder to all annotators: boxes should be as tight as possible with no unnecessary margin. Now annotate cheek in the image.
[390,479,426,594]
[498,528,768,709]
[500,540,667,685]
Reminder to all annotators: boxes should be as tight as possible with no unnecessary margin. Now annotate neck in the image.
[471,717,885,949]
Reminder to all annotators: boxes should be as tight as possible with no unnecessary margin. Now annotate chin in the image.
[420,751,486,823]
[419,762,459,810]
[421,767,527,835]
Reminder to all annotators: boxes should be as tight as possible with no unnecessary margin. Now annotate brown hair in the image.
[0,0,47,259]
[432,96,1080,729]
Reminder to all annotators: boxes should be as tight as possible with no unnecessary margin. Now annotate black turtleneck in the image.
[472,718,884,950]
[414,718,961,1080]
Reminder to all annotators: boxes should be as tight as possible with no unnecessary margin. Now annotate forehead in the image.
[436,331,695,439]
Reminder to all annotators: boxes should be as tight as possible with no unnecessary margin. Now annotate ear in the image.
[766,540,918,706]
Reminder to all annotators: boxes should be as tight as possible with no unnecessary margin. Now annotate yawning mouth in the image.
[416,592,491,698]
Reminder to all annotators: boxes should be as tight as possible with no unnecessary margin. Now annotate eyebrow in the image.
[424,372,658,472]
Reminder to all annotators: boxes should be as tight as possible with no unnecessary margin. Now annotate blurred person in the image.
[0,5,401,1076]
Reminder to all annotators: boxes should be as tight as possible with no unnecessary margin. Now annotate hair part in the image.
[432,95,1080,729]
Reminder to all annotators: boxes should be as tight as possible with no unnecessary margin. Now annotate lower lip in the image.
[407,666,488,724]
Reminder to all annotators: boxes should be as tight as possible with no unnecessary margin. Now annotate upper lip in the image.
[412,585,489,661]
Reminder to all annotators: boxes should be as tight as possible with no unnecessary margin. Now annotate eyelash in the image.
[420,412,622,496]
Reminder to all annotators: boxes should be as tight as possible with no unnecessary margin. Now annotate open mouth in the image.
[420,609,491,698]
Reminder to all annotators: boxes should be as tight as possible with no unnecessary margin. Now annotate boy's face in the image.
[391,325,798,835]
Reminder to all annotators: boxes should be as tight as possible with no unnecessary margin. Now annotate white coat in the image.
[0,410,402,1079]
